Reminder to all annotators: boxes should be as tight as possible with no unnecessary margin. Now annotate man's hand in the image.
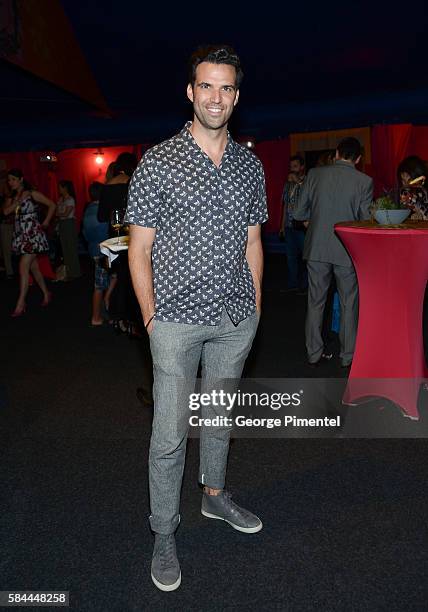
[246,225,263,316]
[145,316,155,335]
[128,225,157,330]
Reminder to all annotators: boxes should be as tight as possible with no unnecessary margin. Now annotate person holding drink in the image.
[97,152,138,329]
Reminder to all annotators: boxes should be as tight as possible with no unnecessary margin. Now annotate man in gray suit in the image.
[293,137,373,367]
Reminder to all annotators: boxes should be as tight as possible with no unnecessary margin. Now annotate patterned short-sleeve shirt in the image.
[282,180,304,227]
[125,122,268,326]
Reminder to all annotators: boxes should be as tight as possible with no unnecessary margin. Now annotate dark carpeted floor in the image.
[1,254,428,611]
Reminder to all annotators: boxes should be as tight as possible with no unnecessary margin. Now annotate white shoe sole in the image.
[201,509,263,533]
[151,571,181,592]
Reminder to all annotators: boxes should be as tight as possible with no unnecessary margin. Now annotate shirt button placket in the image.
[212,167,224,319]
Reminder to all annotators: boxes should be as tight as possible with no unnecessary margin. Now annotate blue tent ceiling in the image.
[1,0,428,151]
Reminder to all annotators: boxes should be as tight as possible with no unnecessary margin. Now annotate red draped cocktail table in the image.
[335,221,428,419]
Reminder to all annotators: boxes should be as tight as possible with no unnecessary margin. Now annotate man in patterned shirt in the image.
[125,45,268,592]
[279,155,308,293]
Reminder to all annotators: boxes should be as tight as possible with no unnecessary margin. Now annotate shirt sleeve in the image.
[248,161,269,226]
[124,154,161,227]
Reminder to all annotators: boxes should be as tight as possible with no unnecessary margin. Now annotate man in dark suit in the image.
[293,137,373,367]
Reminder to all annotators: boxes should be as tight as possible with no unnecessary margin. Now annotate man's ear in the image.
[233,89,240,107]
[355,155,362,165]
[187,83,194,103]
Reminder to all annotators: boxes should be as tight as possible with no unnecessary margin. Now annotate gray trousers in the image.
[148,307,259,535]
[59,219,81,278]
[306,261,358,366]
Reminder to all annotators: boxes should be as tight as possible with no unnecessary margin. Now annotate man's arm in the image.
[279,183,288,237]
[128,224,157,333]
[358,178,374,220]
[279,204,285,236]
[246,224,263,313]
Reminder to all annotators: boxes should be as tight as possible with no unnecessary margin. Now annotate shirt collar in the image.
[180,121,237,163]
[334,159,355,169]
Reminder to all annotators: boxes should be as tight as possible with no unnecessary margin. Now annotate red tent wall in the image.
[370,124,412,196]
[407,127,428,162]
[255,139,290,234]
[0,151,55,198]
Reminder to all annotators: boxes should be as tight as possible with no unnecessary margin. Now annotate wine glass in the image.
[110,209,124,244]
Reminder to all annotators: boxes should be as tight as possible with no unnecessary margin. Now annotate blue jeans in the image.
[284,227,307,289]
[148,307,259,534]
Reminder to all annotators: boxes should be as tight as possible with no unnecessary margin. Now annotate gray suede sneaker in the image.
[201,490,263,533]
[151,534,181,592]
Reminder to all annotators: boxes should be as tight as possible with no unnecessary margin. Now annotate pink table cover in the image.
[335,221,428,419]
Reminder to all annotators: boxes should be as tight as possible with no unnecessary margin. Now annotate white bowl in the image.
[374,209,410,225]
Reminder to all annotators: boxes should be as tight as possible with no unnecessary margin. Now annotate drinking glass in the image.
[110,209,124,244]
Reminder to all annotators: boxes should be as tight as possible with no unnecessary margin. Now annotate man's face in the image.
[289,160,304,176]
[187,62,239,131]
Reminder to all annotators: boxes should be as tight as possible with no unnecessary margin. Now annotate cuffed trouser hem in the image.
[199,473,225,490]
[149,514,180,535]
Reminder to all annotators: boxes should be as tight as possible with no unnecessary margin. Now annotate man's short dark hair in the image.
[337,137,362,162]
[290,155,305,166]
[115,152,138,177]
[89,181,103,201]
[189,45,243,88]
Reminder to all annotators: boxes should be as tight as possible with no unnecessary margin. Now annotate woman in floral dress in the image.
[397,156,428,220]
[3,169,56,316]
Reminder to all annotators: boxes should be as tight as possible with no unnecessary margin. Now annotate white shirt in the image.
[57,196,75,220]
